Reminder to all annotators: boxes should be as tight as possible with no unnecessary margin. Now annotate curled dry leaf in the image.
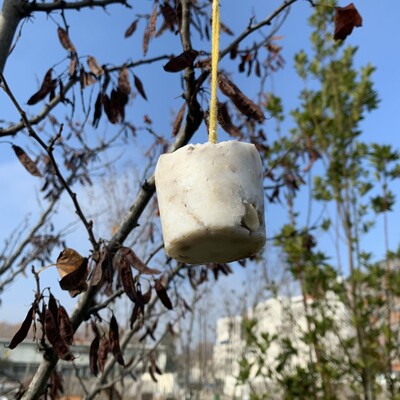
[58,305,74,345]
[125,19,139,38]
[118,67,131,95]
[57,248,88,296]
[7,305,34,349]
[56,248,85,277]
[59,257,88,296]
[116,247,161,275]
[27,68,57,105]
[12,145,43,177]
[87,56,104,76]
[334,3,362,41]
[155,279,173,310]
[57,27,76,52]
[44,309,74,361]
[163,49,198,72]
[134,74,147,100]
[218,73,265,122]
[172,102,186,136]
[109,314,125,366]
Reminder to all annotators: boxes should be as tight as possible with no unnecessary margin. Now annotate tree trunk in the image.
[0,0,25,73]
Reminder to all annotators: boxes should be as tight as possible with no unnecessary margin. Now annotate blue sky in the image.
[1,0,400,324]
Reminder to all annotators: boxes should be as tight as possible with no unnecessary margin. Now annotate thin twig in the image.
[0,73,98,250]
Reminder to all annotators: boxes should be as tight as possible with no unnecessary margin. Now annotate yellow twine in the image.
[208,0,220,144]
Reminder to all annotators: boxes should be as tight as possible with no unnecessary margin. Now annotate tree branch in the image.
[0,55,172,138]
[23,0,131,14]
[0,0,26,73]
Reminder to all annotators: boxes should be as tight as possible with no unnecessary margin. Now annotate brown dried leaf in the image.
[56,248,85,277]
[334,3,362,41]
[155,279,173,310]
[116,247,161,275]
[109,314,125,366]
[87,56,104,76]
[218,73,265,122]
[12,145,43,177]
[7,305,34,349]
[57,27,76,52]
[163,49,198,72]
[149,0,159,38]
[57,250,88,296]
[58,305,73,345]
[172,102,186,136]
[125,19,139,38]
[27,68,57,105]
[44,309,74,361]
[118,67,131,95]
[134,74,147,100]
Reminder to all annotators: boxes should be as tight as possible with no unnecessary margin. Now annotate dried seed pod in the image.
[89,336,100,376]
[149,0,158,38]
[48,293,59,322]
[57,27,76,52]
[7,305,34,349]
[118,67,131,95]
[171,102,186,136]
[125,19,139,38]
[98,336,110,373]
[120,258,138,303]
[87,56,104,76]
[163,50,198,72]
[218,73,265,122]
[155,279,173,310]
[12,145,43,178]
[44,309,74,361]
[134,74,147,100]
[58,305,74,345]
[109,314,125,366]
[27,68,57,105]
[142,285,152,304]
[116,247,161,275]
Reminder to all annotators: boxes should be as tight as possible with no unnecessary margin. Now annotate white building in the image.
[213,294,350,398]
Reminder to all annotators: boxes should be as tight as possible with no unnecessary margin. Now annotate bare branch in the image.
[23,0,131,14]
[0,55,172,138]
[0,73,99,250]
